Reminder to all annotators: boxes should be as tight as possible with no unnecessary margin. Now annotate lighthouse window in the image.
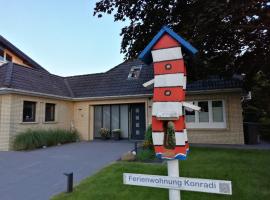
[128,65,142,79]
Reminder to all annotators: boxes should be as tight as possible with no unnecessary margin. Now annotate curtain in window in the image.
[102,105,111,130]
[120,105,129,138]
[94,106,102,137]
[111,105,120,130]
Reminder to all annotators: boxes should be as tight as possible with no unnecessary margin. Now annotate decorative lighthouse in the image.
[139,26,200,160]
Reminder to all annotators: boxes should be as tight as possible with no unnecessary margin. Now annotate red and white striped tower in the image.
[139,26,199,200]
[151,33,188,160]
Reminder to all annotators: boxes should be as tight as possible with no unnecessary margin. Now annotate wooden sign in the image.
[123,173,232,195]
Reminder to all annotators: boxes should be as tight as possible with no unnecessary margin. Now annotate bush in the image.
[99,128,110,139]
[143,124,153,149]
[136,148,156,161]
[13,129,80,151]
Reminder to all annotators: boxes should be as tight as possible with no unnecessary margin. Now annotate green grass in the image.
[13,129,79,150]
[52,147,270,200]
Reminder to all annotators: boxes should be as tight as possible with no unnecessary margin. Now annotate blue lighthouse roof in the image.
[138,26,198,63]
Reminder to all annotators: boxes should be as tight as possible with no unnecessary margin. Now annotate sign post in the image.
[168,160,180,200]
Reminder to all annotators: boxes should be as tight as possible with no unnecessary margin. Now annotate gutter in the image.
[0,87,242,102]
[0,88,152,101]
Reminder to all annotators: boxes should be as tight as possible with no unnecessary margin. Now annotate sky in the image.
[0,0,127,76]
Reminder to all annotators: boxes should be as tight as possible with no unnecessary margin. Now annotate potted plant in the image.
[99,128,110,140]
[112,129,121,140]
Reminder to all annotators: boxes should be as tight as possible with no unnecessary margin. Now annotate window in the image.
[45,103,55,122]
[212,101,224,122]
[0,46,4,61]
[185,100,226,129]
[198,101,209,122]
[23,101,36,122]
[94,104,129,138]
[5,53,12,62]
[128,65,142,79]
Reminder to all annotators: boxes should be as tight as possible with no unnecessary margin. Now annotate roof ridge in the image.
[3,62,13,87]
[63,78,75,98]
[65,72,105,78]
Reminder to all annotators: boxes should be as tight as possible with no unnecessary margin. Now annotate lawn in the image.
[52,147,270,200]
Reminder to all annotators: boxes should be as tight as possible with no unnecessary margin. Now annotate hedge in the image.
[13,129,80,150]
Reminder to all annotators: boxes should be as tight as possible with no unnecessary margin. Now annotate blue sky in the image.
[0,0,127,76]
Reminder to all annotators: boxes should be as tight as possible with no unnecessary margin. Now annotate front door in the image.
[130,103,146,140]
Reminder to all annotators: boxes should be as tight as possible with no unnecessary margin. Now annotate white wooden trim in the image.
[183,102,201,111]
[183,129,187,141]
[152,132,164,145]
[154,73,185,87]
[143,79,154,88]
[183,76,187,90]
[151,47,183,62]
[152,102,183,119]
[175,132,186,145]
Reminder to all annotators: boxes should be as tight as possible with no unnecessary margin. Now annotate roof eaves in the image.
[0,35,48,72]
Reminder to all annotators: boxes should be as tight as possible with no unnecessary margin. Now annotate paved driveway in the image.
[0,141,133,200]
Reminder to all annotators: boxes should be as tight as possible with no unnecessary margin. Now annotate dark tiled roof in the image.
[187,78,242,91]
[66,59,153,98]
[0,59,242,99]
[0,63,72,97]
[0,35,48,72]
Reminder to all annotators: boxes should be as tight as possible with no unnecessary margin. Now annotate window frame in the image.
[186,100,226,129]
[45,103,56,122]
[22,101,37,122]
[5,53,12,62]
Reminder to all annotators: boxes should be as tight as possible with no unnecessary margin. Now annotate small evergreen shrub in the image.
[99,128,110,139]
[13,129,80,150]
[143,124,153,149]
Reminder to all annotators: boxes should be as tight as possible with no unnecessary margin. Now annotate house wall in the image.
[0,94,74,150]
[148,91,244,144]
[0,95,13,151]
[4,49,30,67]
[0,91,244,151]
[73,97,151,141]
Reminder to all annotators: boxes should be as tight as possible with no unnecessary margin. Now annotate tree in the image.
[94,0,270,121]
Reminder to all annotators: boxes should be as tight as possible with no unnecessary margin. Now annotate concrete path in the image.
[0,141,133,200]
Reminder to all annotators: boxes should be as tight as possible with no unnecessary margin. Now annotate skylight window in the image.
[128,65,142,79]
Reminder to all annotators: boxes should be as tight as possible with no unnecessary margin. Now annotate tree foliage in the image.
[94,0,270,121]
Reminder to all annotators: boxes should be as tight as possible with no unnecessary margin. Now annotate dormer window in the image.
[128,65,142,79]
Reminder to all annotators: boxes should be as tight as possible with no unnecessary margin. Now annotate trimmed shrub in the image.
[13,129,80,151]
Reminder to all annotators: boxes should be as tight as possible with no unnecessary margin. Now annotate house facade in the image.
[0,35,244,151]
